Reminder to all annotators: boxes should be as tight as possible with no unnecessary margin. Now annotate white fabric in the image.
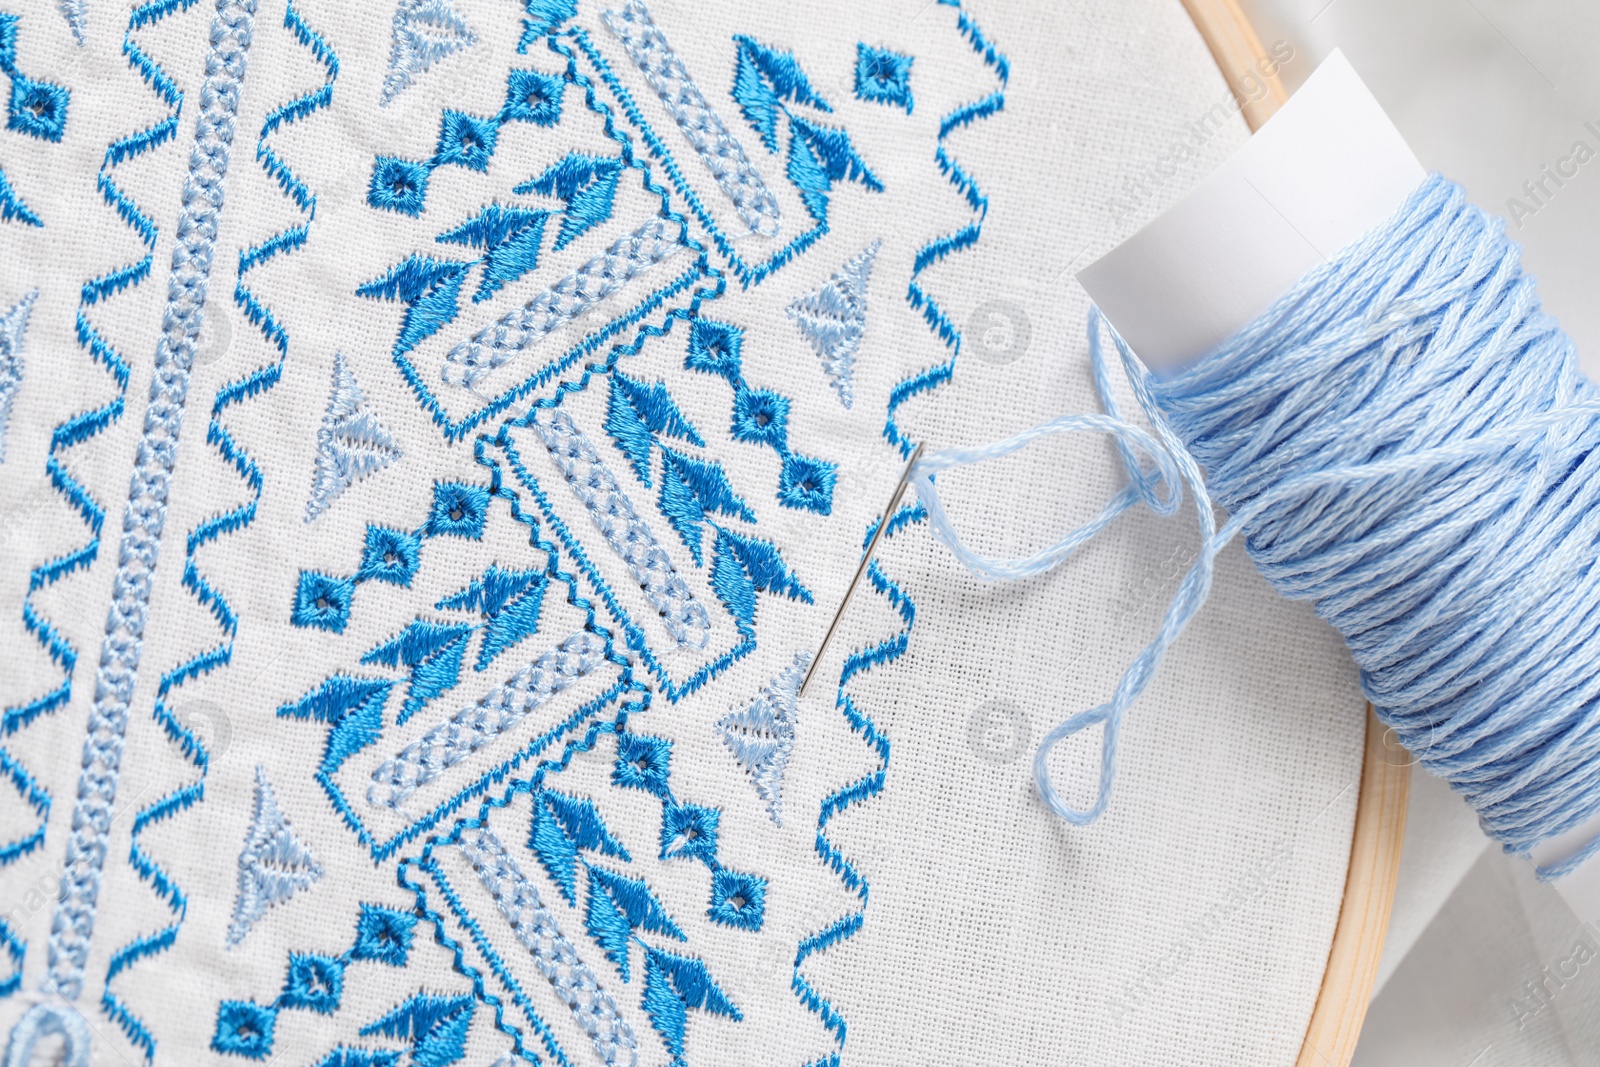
[0,1,1367,1064]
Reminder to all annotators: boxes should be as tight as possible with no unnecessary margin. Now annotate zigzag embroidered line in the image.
[455,826,639,1065]
[0,0,195,1005]
[379,27,725,444]
[792,514,917,1059]
[598,0,780,238]
[885,0,1008,457]
[524,409,712,650]
[47,0,258,1018]
[97,4,335,1055]
[4,0,193,738]
[442,216,684,390]
[367,630,609,809]
[569,29,825,290]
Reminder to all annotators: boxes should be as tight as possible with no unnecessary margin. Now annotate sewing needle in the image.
[799,442,925,699]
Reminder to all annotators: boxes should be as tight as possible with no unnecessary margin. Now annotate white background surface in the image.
[1233,1,1600,1062]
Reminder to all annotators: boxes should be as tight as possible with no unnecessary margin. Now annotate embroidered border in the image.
[48,0,258,1010]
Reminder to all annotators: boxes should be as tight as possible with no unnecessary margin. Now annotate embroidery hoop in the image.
[1174,4,1411,1063]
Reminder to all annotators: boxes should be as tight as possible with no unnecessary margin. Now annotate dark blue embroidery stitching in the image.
[515,152,621,251]
[888,0,1008,456]
[359,992,475,1065]
[212,1000,276,1059]
[854,44,913,113]
[706,869,766,931]
[0,12,69,225]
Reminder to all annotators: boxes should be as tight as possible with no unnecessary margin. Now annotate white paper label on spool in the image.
[1077,50,1600,922]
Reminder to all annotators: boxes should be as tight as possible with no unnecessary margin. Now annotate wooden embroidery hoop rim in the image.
[1175,3,1412,1063]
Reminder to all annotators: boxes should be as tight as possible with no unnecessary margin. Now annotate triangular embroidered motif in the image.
[717,652,809,825]
[227,767,324,948]
[0,290,36,463]
[380,0,478,107]
[305,351,403,523]
[786,240,880,409]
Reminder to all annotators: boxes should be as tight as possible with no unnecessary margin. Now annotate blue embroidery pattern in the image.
[682,318,840,513]
[718,651,808,826]
[0,12,69,226]
[55,0,87,46]
[7,0,190,760]
[788,241,880,410]
[2,1003,92,1067]
[227,767,324,948]
[305,351,405,522]
[888,0,1009,455]
[47,0,260,1025]
[96,6,338,1056]
[380,0,477,107]
[599,0,780,238]
[853,44,914,113]
[0,289,35,460]
[455,825,639,1064]
[365,66,565,216]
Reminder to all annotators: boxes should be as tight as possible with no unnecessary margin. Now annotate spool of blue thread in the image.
[911,51,1600,918]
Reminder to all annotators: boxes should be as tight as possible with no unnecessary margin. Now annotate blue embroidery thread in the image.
[380,0,477,107]
[717,651,808,826]
[455,826,639,1065]
[788,240,880,410]
[2,1003,92,1067]
[47,0,259,1012]
[227,766,325,948]
[682,317,841,512]
[305,351,405,522]
[853,44,914,113]
[0,11,68,225]
[101,7,336,1056]
[0,289,36,460]
[887,0,1008,455]
[600,0,781,238]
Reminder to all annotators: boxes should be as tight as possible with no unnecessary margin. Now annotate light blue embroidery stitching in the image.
[717,651,808,826]
[455,825,639,1066]
[854,44,913,113]
[47,0,258,1010]
[888,0,1008,456]
[6,0,189,765]
[380,0,476,107]
[441,217,684,390]
[788,241,879,410]
[524,409,713,649]
[367,630,609,810]
[0,289,35,460]
[305,351,405,522]
[227,766,324,948]
[365,66,564,216]
[99,11,337,1054]
[600,0,780,238]
[55,1,87,45]
[682,318,840,513]
[2,1003,92,1067]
